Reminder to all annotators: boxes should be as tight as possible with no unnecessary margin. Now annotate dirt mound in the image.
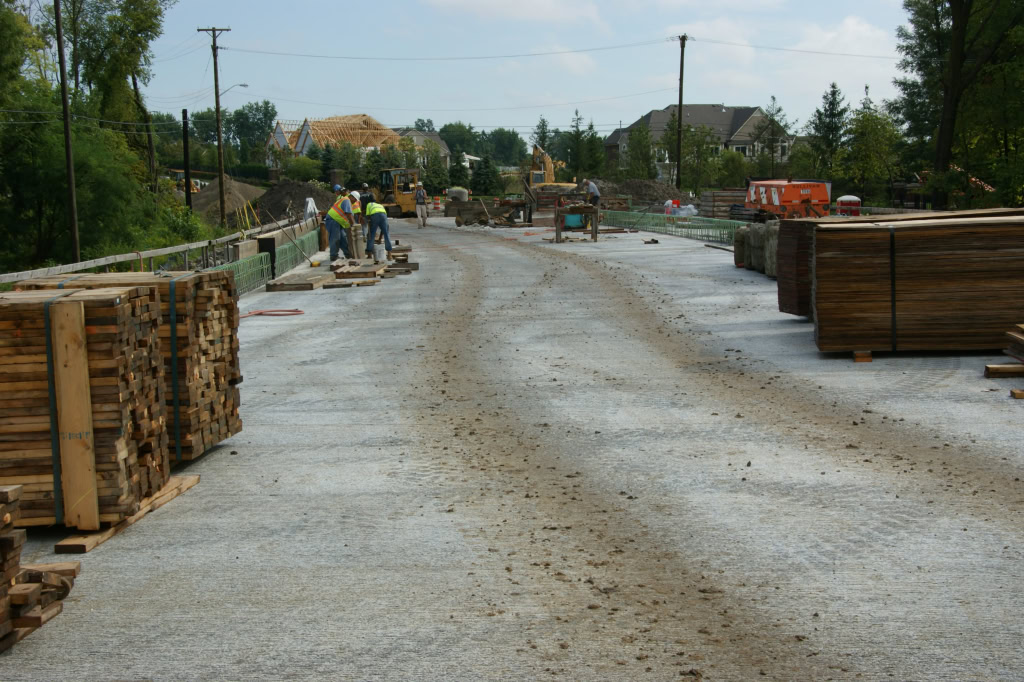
[249,180,336,224]
[593,178,688,205]
[192,177,266,224]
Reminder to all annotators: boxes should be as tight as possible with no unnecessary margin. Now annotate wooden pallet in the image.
[323,279,380,289]
[54,474,199,554]
[266,272,334,291]
[386,261,418,271]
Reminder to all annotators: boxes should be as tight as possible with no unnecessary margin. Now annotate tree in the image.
[414,118,435,132]
[397,136,420,168]
[751,96,793,177]
[439,121,477,157]
[319,143,336,183]
[422,140,449,194]
[894,0,1024,208]
[717,150,747,187]
[678,125,719,194]
[448,151,469,188]
[190,107,219,144]
[284,156,320,182]
[228,100,277,163]
[661,110,680,164]
[786,141,819,179]
[807,83,850,179]
[565,110,587,176]
[487,127,527,166]
[531,115,551,151]
[583,121,605,177]
[624,122,657,180]
[842,99,902,203]
[381,143,403,169]
[361,148,384,187]
[470,155,500,195]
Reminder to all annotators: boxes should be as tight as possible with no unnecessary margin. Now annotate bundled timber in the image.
[0,487,78,652]
[764,222,779,278]
[1006,324,1024,363]
[733,225,748,267]
[17,271,242,463]
[699,189,747,219]
[747,223,766,272]
[0,288,169,529]
[777,220,815,317]
[812,216,1024,352]
[778,209,1024,319]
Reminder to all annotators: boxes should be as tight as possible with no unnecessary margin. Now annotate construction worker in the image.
[364,199,393,263]
[581,178,601,230]
[325,185,354,261]
[350,189,362,231]
[359,183,374,240]
[414,181,428,228]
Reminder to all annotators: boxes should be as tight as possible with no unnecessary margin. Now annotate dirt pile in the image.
[191,177,266,224]
[249,180,336,224]
[593,178,688,204]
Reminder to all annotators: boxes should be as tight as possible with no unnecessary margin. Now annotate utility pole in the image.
[54,0,80,262]
[197,27,231,228]
[182,108,193,212]
[676,34,687,192]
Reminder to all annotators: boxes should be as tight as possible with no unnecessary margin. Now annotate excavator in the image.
[523,145,579,210]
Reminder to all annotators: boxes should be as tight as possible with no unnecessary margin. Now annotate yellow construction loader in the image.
[377,168,419,218]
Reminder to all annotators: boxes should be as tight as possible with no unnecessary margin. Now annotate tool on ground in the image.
[240,309,305,319]
[264,207,321,267]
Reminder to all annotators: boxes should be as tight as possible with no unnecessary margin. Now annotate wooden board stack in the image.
[0,288,169,528]
[777,220,815,317]
[812,216,1024,352]
[699,189,747,219]
[17,271,242,463]
[0,486,24,645]
[1006,324,1024,363]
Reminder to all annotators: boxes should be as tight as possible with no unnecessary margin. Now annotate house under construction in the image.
[265,114,402,166]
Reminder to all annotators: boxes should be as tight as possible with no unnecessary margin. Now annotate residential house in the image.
[265,114,402,166]
[604,104,797,179]
[391,127,451,168]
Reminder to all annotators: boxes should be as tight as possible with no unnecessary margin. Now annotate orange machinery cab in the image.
[744,180,831,220]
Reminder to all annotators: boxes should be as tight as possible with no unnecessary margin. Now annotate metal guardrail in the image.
[601,210,747,244]
[274,229,320,275]
[207,252,273,295]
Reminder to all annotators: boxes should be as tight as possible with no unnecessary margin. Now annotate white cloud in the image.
[544,45,596,76]
[422,0,605,27]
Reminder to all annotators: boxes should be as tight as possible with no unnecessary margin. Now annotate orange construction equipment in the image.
[745,180,831,220]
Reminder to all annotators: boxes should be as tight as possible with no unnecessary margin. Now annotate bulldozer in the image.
[376,168,419,218]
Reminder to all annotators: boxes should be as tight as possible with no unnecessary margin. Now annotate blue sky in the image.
[142,0,911,136]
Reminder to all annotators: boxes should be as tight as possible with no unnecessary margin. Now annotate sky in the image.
[141,0,911,137]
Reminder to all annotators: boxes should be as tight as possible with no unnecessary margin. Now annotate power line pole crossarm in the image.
[676,34,687,193]
[198,27,231,228]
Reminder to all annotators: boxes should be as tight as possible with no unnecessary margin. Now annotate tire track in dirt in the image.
[407,234,841,680]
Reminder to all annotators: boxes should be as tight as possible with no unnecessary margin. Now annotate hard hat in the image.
[333,184,342,192]
[362,183,369,189]
[416,181,423,186]
[350,190,360,201]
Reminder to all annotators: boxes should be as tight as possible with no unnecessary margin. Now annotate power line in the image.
[691,36,899,61]
[222,38,672,62]
[243,87,677,113]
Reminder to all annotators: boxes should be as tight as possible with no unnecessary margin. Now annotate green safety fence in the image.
[208,252,273,295]
[273,229,320,276]
[601,210,747,244]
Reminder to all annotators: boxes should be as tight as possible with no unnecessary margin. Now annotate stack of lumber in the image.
[812,215,1024,352]
[764,222,779,278]
[778,209,1024,319]
[0,486,24,647]
[0,288,168,529]
[733,225,748,267]
[699,189,747,219]
[777,220,815,317]
[0,493,79,653]
[1007,324,1024,363]
[747,223,766,272]
[17,272,242,463]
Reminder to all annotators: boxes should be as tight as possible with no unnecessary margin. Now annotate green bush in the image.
[284,156,320,182]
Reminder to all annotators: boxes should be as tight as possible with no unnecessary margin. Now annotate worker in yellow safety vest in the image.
[364,200,393,263]
[325,185,354,261]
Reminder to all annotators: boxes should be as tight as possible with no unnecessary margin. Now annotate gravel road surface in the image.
[8,216,1022,680]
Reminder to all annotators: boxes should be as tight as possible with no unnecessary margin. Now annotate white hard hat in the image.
[351,190,360,201]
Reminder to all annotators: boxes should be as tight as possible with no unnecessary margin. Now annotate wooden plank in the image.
[20,561,81,577]
[1011,389,1024,399]
[984,364,1024,378]
[8,583,41,606]
[11,601,62,628]
[50,301,100,531]
[54,474,199,554]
